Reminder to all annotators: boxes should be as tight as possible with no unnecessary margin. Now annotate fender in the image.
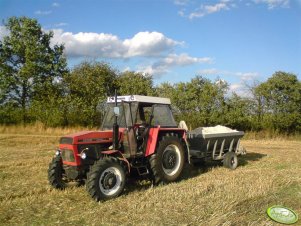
[102,150,131,173]
[144,127,187,157]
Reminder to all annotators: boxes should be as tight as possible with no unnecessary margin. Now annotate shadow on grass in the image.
[123,161,222,194]
[124,152,268,194]
[81,152,268,195]
[239,152,267,166]
[181,160,220,181]
[181,152,267,181]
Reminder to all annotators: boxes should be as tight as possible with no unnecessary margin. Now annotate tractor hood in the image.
[59,130,114,145]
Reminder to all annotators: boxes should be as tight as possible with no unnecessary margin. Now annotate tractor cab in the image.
[102,95,178,156]
[102,95,177,129]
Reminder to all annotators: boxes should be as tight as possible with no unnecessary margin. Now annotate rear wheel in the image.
[86,158,126,201]
[48,155,66,189]
[150,135,185,185]
[223,152,238,169]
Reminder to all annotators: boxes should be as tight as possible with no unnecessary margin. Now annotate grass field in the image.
[0,126,300,226]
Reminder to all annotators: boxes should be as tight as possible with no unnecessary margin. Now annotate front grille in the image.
[61,149,75,162]
[77,143,110,159]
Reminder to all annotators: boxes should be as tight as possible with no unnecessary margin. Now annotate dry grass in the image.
[0,126,300,226]
[0,122,95,136]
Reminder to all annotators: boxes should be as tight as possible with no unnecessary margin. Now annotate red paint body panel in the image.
[59,127,186,166]
[59,129,125,166]
[144,127,186,157]
[145,127,160,156]
[64,130,114,144]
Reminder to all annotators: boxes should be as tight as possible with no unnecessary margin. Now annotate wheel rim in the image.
[99,167,122,196]
[230,155,238,168]
[162,144,181,176]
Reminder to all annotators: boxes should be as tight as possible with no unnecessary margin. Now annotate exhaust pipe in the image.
[113,90,119,150]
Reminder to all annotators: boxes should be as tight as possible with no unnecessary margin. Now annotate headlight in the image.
[80,152,87,159]
[55,150,61,156]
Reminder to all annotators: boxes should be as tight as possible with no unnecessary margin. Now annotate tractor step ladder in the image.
[137,166,149,176]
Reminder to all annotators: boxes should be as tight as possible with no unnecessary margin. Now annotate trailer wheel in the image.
[86,157,126,201]
[150,135,185,185]
[48,155,66,189]
[223,152,238,170]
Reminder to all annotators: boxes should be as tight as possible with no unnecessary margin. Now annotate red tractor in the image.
[48,95,189,201]
[48,94,244,201]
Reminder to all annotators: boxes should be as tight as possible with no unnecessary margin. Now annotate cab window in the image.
[152,105,177,127]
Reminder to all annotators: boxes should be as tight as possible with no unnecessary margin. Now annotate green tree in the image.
[255,71,301,132]
[224,94,253,131]
[157,76,228,128]
[63,61,117,127]
[0,16,67,123]
[117,71,154,96]
[155,82,174,98]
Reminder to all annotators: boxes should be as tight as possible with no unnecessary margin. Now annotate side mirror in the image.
[113,106,120,116]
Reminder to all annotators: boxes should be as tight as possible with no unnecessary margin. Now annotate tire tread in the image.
[149,135,185,185]
[86,157,125,201]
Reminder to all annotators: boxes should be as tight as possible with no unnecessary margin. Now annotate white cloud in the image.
[188,1,234,19]
[174,0,190,6]
[52,2,60,7]
[122,66,131,72]
[35,10,52,15]
[123,32,182,57]
[54,23,68,27]
[235,72,259,81]
[178,9,186,17]
[198,68,259,80]
[198,68,258,97]
[253,0,289,9]
[51,30,181,58]
[52,29,125,58]
[161,53,212,65]
[138,53,213,76]
[229,83,244,93]
[177,0,289,19]
[0,26,9,40]
[198,68,220,75]
[137,64,166,76]
[229,83,252,97]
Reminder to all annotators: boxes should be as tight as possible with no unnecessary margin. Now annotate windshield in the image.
[101,102,138,130]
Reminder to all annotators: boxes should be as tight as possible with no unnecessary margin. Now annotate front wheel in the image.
[150,135,185,185]
[86,158,126,201]
[48,155,66,189]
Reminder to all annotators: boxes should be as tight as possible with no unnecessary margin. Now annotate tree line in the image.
[1,17,301,133]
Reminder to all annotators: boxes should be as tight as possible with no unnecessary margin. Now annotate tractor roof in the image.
[107,95,171,105]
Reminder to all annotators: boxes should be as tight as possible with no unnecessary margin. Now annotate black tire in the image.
[86,157,126,201]
[76,180,85,187]
[48,155,66,189]
[223,152,238,170]
[150,135,185,185]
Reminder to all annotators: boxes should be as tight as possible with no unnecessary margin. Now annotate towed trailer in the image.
[187,126,246,169]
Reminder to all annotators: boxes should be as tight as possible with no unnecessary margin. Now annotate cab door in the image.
[122,102,138,156]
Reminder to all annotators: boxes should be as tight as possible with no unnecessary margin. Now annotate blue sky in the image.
[1,0,300,94]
